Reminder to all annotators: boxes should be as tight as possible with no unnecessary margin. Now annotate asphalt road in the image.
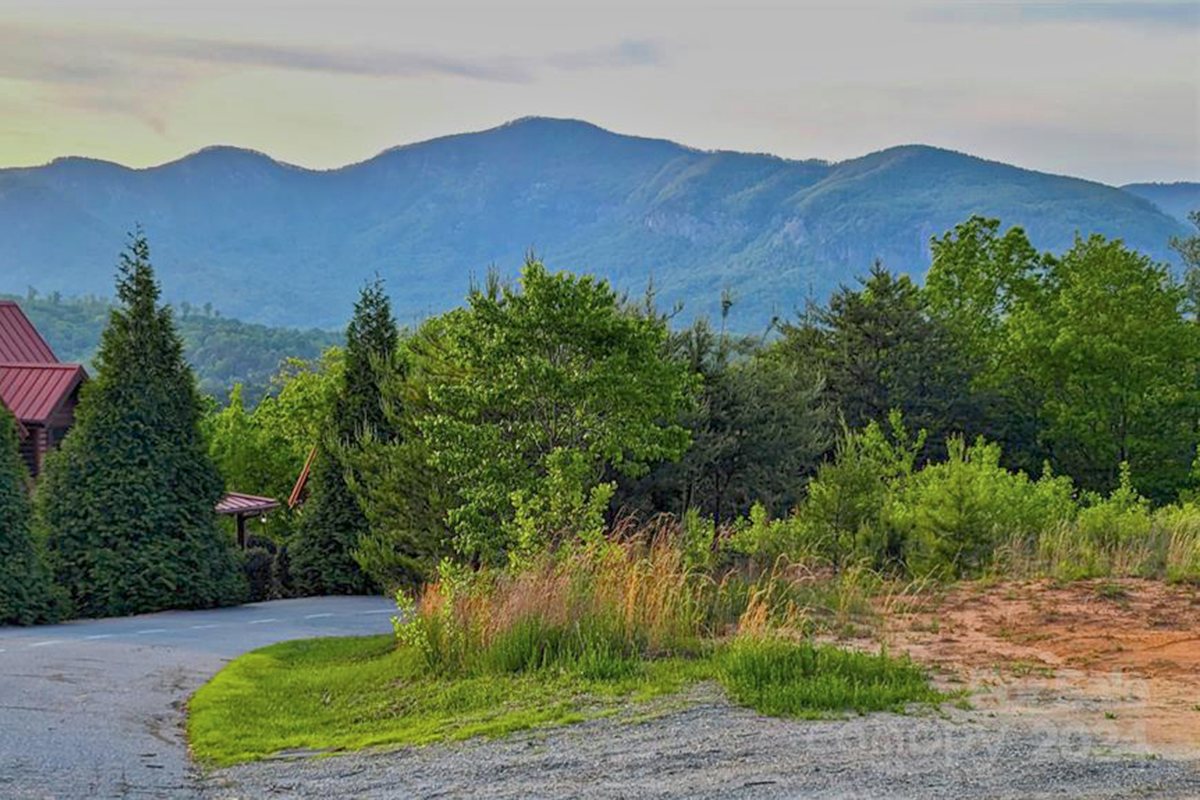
[0,595,396,800]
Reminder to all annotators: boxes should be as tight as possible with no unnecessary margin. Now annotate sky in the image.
[0,0,1197,185]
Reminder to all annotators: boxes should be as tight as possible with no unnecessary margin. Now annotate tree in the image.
[1009,235,1200,499]
[1170,209,1200,319]
[40,231,244,617]
[620,316,829,526]
[0,406,60,624]
[413,261,694,564]
[778,264,982,459]
[289,281,397,595]
[924,218,1051,472]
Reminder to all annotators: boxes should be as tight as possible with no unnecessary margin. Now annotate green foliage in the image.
[412,261,694,564]
[291,281,397,595]
[717,637,941,718]
[509,449,615,561]
[801,413,923,569]
[724,503,811,566]
[289,455,374,595]
[1010,235,1199,500]
[9,292,339,405]
[926,218,1200,499]
[40,232,244,617]
[777,264,981,459]
[622,316,829,525]
[0,407,61,624]
[893,438,1076,578]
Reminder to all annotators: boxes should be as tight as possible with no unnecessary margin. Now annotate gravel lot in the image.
[0,596,395,800]
[201,685,1200,800]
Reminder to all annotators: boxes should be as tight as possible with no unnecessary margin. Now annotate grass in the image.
[189,633,944,767]
[188,635,710,767]
[718,637,941,718]
[189,536,947,767]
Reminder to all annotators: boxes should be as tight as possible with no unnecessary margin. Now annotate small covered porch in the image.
[216,492,281,548]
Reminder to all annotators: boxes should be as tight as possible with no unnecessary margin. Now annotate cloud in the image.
[916,2,1199,29]
[0,23,663,136]
[0,24,663,88]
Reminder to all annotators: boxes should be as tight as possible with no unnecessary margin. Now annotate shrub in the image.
[895,437,1076,578]
[0,409,61,625]
[801,414,923,569]
[242,547,275,602]
[724,503,815,566]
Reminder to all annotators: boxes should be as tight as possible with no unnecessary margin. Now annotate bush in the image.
[242,547,275,602]
[724,503,816,567]
[0,409,61,625]
[895,437,1076,578]
[801,414,922,569]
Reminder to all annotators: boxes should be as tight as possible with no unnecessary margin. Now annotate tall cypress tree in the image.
[290,279,397,595]
[0,406,60,624]
[41,232,244,617]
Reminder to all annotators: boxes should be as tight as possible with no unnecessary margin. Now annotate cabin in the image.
[0,301,87,476]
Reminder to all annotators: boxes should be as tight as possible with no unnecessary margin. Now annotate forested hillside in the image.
[0,118,1187,329]
[1121,182,1200,224]
[6,292,339,403]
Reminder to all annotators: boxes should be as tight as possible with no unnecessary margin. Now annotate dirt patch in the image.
[885,579,1200,758]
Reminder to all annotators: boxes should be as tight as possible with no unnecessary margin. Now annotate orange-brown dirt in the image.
[883,579,1200,757]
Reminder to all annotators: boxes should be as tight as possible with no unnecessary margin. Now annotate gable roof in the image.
[0,363,87,424]
[0,302,58,363]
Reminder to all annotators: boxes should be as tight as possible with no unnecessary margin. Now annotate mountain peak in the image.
[0,120,1186,332]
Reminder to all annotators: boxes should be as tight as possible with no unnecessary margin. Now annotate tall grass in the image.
[397,536,739,677]
[388,527,942,723]
[996,503,1200,583]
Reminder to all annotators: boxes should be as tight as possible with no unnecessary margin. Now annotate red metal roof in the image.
[216,492,281,516]
[0,302,58,363]
[0,363,86,424]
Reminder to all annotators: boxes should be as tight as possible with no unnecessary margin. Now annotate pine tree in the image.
[289,279,397,595]
[0,406,60,624]
[40,232,244,616]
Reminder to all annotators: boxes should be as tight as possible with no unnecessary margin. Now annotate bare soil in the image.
[200,580,1200,798]
[884,578,1200,758]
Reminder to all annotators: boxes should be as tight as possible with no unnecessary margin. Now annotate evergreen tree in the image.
[289,279,397,595]
[0,406,60,624]
[40,232,244,616]
[778,264,983,462]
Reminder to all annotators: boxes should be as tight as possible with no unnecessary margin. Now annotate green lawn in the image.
[188,635,943,767]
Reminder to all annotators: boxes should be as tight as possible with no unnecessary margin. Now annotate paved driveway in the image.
[0,595,396,799]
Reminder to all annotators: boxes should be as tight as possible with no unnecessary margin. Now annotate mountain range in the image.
[0,117,1193,329]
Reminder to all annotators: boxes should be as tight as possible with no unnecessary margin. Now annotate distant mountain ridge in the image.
[1120,182,1200,224]
[0,117,1189,329]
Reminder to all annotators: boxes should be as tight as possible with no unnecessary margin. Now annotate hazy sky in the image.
[0,0,1197,185]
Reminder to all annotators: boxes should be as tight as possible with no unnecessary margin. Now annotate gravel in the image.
[200,685,1200,800]
[0,596,395,800]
